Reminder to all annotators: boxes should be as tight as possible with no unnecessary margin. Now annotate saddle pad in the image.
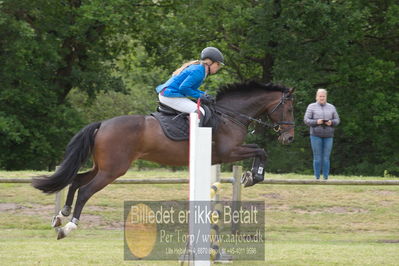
[151,112,190,141]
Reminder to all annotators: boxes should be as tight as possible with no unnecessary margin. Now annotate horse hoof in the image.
[56,228,66,240]
[241,171,254,187]
[51,216,62,228]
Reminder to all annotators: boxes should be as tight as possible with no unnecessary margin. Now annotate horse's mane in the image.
[216,80,290,100]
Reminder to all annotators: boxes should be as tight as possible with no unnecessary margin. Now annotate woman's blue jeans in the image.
[310,135,333,179]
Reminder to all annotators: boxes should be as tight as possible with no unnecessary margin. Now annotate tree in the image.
[1,0,397,175]
[130,0,398,175]
[330,0,399,175]
[0,0,166,169]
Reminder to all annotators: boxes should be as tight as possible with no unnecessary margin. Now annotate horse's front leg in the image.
[215,144,267,187]
[239,144,267,187]
[223,144,265,161]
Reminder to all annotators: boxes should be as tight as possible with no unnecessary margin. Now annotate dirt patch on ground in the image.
[0,202,53,214]
[0,203,19,211]
[261,193,282,199]
[0,203,122,229]
[292,206,368,214]
[377,239,399,244]
[265,205,290,211]
[79,213,123,230]
[373,190,397,196]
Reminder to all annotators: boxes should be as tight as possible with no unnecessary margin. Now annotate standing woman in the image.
[304,89,340,180]
[155,47,224,118]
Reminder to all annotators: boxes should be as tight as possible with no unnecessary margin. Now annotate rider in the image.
[155,47,224,119]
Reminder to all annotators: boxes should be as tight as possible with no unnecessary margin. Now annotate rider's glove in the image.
[199,94,215,105]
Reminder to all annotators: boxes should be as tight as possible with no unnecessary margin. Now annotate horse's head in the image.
[267,87,295,145]
[215,81,295,144]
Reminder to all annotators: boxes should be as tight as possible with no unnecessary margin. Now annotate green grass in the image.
[1,169,399,265]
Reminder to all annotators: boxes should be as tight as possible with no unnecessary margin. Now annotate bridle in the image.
[215,91,295,134]
[267,91,295,133]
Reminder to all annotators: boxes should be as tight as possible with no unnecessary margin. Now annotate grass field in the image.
[0,169,398,265]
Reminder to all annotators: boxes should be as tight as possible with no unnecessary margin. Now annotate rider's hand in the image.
[317,119,324,125]
[199,94,215,105]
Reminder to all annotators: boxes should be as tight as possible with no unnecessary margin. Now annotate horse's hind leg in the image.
[56,170,121,240]
[51,169,98,228]
[64,169,98,214]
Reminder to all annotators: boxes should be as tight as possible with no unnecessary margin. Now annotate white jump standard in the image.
[185,112,212,266]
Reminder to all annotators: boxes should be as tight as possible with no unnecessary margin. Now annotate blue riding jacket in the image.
[155,64,206,98]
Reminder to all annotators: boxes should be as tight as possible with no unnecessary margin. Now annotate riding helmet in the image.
[200,47,224,64]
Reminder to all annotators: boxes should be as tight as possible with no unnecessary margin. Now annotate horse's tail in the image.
[32,122,102,194]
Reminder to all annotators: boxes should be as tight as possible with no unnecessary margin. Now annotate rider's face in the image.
[209,61,222,75]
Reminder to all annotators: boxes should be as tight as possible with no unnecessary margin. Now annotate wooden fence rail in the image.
[0,178,235,184]
[1,178,399,185]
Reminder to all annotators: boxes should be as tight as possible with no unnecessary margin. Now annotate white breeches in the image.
[158,94,205,115]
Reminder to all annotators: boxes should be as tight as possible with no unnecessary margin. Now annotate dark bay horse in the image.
[33,81,295,239]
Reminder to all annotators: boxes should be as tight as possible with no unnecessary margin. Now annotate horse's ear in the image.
[288,87,296,95]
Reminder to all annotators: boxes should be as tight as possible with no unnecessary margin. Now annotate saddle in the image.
[151,102,218,141]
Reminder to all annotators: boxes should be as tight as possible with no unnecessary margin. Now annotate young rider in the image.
[155,47,224,117]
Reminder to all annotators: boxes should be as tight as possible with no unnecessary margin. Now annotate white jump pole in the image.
[188,112,212,266]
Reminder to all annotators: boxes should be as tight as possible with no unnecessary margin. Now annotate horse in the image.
[32,81,295,239]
